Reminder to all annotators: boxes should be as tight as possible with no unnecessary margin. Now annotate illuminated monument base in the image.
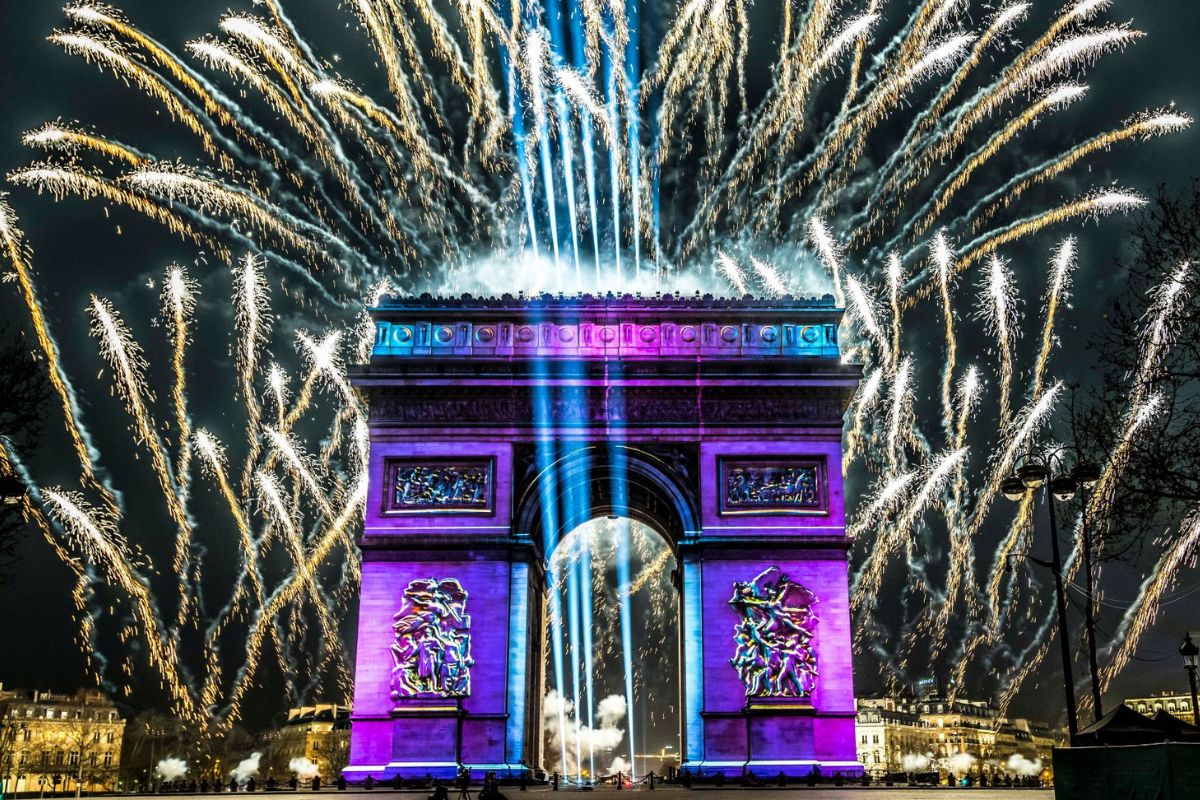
[345,295,862,779]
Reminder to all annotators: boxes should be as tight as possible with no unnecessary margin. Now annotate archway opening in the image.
[541,517,679,785]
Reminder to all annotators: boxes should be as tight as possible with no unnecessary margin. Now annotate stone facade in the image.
[854,699,929,777]
[265,704,351,780]
[1123,691,1197,722]
[854,696,1062,781]
[0,687,125,795]
[346,294,862,780]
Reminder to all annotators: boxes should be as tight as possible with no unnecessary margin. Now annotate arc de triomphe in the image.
[345,294,862,779]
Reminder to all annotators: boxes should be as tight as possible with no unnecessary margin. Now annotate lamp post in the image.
[1181,633,1199,726]
[1073,462,1104,721]
[1000,447,1100,743]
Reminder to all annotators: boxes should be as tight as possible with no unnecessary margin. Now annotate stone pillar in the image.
[344,438,537,780]
[678,440,860,777]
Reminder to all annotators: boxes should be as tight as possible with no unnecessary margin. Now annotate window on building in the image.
[861,734,868,743]
[68,752,79,767]
[106,732,114,744]
[92,731,100,743]
[24,728,32,742]
[89,754,97,767]
[872,735,879,744]
[104,754,112,767]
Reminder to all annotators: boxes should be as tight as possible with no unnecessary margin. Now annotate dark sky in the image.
[0,0,1199,735]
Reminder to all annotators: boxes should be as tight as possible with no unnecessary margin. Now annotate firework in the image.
[1,0,1194,755]
[1,204,363,726]
[714,251,749,296]
[979,254,1018,427]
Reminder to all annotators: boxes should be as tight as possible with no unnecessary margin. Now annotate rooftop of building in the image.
[0,686,115,707]
[284,703,351,729]
[371,292,839,312]
[855,695,1065,738]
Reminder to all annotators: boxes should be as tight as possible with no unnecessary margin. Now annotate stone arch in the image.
[345,295,862,782]
[513,444,699,556]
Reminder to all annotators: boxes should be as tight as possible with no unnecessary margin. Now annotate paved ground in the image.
[305,791,1054,799]
[34,790,1053,800]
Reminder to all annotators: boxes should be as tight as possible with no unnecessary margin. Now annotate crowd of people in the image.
[140,765,1047,793]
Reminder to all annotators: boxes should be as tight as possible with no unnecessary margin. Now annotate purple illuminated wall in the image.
[346,295,862,780]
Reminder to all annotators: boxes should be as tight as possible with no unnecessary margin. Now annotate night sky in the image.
[1,0,1199,738]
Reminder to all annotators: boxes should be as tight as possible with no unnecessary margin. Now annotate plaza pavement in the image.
[58,789,1052,800]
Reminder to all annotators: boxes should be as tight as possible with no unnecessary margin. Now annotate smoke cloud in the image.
[596,695,627,730]
[944,753,976,775]
[901,753,931,772]
[230,753,261,784]
[155,758,188,781]
[608,757,631,777]
[289,757,320,781]
[1004,754,1043,777]
[543,691,627,775]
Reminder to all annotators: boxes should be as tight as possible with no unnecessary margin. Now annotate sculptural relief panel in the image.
[719,458,826,514]
[385,459,494,513]
[729,567,819,699]
[390,578,474,700]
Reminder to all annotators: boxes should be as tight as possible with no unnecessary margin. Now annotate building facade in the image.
[855,699,928,775]
[267,704,351,780]
[855,696,1062,782]
[0,687,126,795]
[1124,691,1196,721]
[346,295,862,779]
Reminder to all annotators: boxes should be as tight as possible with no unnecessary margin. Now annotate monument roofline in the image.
[370,291,840,314]
[368,293,847,361]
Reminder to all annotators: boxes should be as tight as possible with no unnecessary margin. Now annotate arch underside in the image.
[514,444,698,556]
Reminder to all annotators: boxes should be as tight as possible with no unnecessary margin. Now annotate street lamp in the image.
[1002,448,1088,742]
[1181,633,1199,727]
[1072,460,1104,723]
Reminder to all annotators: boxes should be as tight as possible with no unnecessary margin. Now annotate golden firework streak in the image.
[0,196,114,508]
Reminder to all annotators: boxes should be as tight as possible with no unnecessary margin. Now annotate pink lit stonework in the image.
[346,294,862,779]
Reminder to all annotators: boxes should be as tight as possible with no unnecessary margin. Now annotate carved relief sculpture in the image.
[729,567,819,698]
[721,460,822,513]
[389,460,491,512]
[390,578,473,699]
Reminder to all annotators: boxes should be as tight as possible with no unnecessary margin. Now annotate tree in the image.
[61,710,120,796]
[191,721,256,785]
[119,711,182,788]
[1074,180,1200,561]
[316,727,350,779]
[0,713,26,796]
[0,323,48,584]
